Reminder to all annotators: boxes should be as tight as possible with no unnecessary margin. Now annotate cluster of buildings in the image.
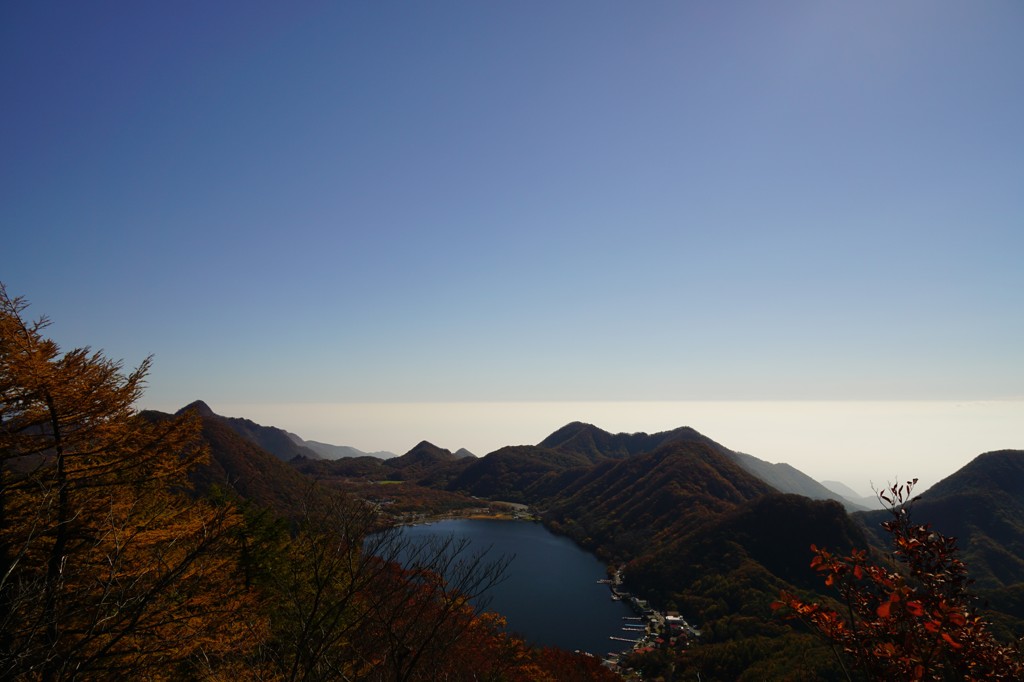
[600,570,701,675]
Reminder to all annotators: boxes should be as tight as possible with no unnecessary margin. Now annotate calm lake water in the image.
[395,519,636,656]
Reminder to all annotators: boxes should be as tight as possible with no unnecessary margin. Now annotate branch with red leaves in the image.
[772,480,1023,681]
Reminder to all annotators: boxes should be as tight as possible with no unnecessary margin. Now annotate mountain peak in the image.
[403,440,458,459]
[925,449,1024,499]
[177,400,217,418]
[391,441,458,469]
[538,421,610,447]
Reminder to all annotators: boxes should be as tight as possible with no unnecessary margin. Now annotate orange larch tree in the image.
[0,284,258,680]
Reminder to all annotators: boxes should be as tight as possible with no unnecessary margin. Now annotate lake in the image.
[394,518,636,657]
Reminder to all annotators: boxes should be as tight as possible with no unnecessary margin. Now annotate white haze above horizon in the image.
[191,399,1024,498]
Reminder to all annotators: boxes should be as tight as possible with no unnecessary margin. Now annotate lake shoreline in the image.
[393,500,540,526]
[392,517,638,658]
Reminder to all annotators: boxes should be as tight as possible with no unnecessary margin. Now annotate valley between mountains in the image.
[174,400,1024,679]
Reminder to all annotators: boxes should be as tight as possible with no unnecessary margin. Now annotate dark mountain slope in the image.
[858,449,1024,589]
[628,494,869,603]
[144,407,323,519]
[390,441,459,469]
[448,445,594,502]
[293,455,389,480]
[178,400,321,462]
[622,492,872,681]
[538,422,721,462]
[291,441,471,486]
[718,494,868,589]
[536,436,873,678]
[539,421,860,510]
[289,446,478,516]
[543,441,776,561]
[926,449,1024,500]
[386,441,476,487]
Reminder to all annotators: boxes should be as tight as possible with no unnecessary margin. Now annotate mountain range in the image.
[178,401,400,461]
[161,401,1024,678]
[820,479,880,508]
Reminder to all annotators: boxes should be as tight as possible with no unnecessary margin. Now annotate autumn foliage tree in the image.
[774,479,1024,681]
[0,284,256,680]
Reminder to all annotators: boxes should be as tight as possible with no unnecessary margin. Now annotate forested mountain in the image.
[147,406,325,519]
[530,435,881,678]
[538,421,723,461]
[448,445,594,501]
[292,440,475,483]
[391,440,462,469]
[542,441,776,559]
[656,492,867,592]
[177,400,323,462]
[538,422,860,509]
[858,449,1024,590]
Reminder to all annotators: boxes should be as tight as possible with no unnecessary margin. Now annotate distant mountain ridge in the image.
[537,422,861,510]
[288,434,396,460]
[176,400,396,461]
[177,400,321,462]
[821,479,879,509]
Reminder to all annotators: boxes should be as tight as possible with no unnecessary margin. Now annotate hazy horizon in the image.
[159,398,1024,497]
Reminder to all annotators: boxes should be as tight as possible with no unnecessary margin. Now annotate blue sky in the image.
[2,2,1023,480]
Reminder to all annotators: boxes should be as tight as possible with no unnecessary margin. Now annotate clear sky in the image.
[3,2,1022,490]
